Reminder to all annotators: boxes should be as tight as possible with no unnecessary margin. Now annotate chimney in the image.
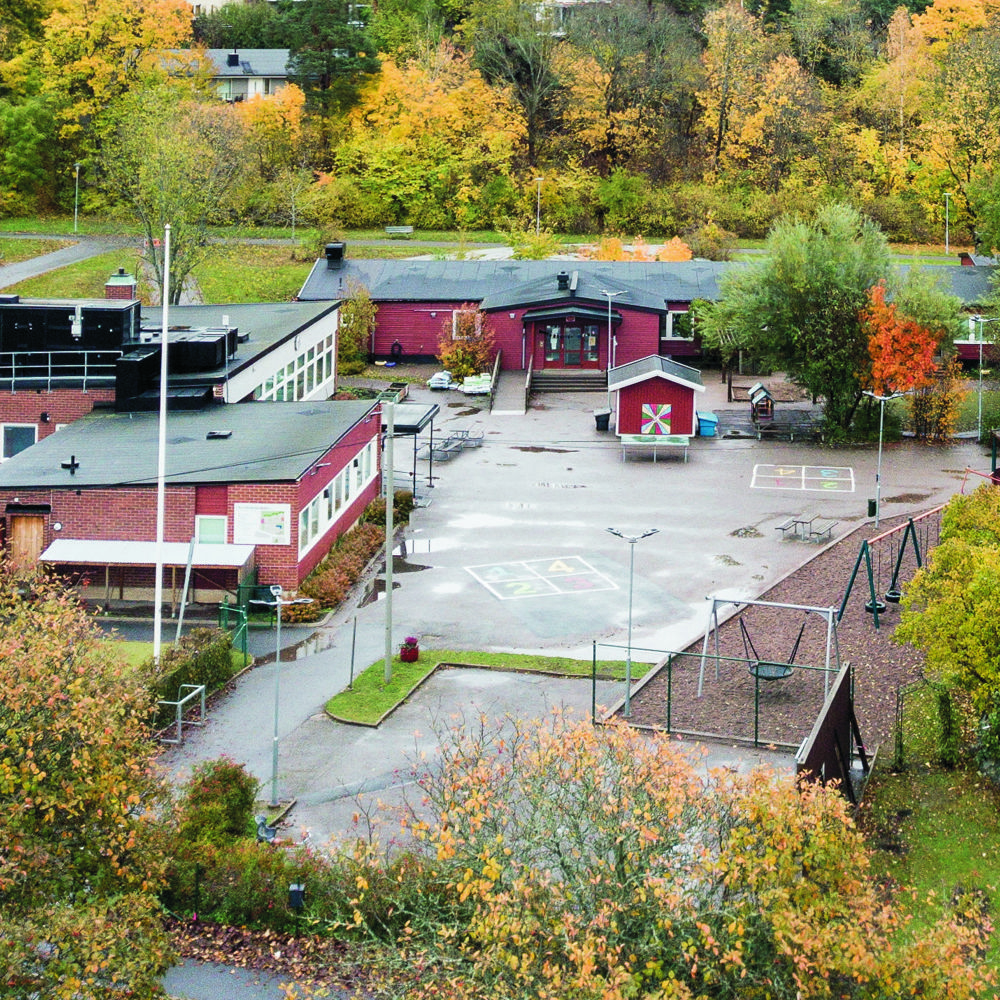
[227,51,239,67]
[325,242,346,270]
[557,270,569,291]
[105,267,137,300]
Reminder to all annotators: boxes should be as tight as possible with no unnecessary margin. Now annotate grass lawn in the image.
[6,247,144,298]
[0,236,72,262]
[195,244,314,303]
[325,649,645,725]
[862,683,1000,962]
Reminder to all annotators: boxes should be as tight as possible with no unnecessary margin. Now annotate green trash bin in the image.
[868,498,877,518]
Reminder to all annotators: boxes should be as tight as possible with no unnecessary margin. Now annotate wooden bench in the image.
[385,225,414,238]
[808,518,838,543]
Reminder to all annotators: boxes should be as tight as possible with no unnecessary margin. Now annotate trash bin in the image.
[594,409,612,432]
[697,411,719,437]
[868,498,877,518]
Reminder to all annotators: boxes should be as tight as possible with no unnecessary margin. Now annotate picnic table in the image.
[422,429,484,462]
[776,513,838,542]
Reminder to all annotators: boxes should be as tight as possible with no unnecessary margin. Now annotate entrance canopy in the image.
[41,539,256,568]
[522,305,621,324]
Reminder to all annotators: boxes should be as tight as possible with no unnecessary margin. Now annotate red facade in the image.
[615,378,699,437]
[370,301,678,371]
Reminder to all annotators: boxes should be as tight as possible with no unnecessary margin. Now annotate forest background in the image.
[4,0,1000,257]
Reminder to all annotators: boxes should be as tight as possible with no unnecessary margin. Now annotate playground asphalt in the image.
[157,376,985,997]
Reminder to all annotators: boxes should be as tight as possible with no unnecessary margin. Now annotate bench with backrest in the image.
[385,225,414,238]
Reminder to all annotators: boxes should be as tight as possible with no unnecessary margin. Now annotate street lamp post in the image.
[973,315,1000,442]
[249,586,314,807]
[534,177,543,236]
[944,191,951,256]
[606,528,659,717]
[601,289,622,369]
[73,162,81,234]
[862,389,909,527]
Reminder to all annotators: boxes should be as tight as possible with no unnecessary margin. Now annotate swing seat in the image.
[748,660,794,681]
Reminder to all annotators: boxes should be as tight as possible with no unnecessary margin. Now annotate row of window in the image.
[298,440,378,556]
[251,334,336,402]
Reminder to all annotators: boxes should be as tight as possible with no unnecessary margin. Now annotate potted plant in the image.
[400,635,420,662]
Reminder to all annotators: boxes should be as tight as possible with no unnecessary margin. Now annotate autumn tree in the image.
[436,305,496,378]
[98,85,248,304]
[469,0,566,167]
[897,487,1000,713]
[700,203,892,433]
[338,280,377,372]
[193,0,286,49]
[863,279,939,394]
[0,563,169,996]
[279,0,380,114]
[400,712,992,999]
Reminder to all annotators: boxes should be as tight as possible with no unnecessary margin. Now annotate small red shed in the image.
[607,356,705,437]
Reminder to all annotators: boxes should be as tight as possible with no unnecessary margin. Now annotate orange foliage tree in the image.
[392,712,992,1000]
[862,279,939,395]
[436,305,497,380]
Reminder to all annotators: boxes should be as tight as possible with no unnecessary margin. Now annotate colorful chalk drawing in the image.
[466,555,618,600]
[750,464,855,492]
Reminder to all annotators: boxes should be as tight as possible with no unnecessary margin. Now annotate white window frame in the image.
[452,309,482,340]
[196,515,227,544]
[1,423,36,461]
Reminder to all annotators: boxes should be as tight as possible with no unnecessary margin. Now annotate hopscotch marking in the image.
[751,464,855,492]
[466,556,619,600]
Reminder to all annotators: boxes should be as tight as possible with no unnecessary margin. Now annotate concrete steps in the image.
[530,370,608,393]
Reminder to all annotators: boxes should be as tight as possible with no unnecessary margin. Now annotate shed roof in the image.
[203,48,292,78]
[41,539,255,568]
[607,356,706,393]
[0,400,377,490]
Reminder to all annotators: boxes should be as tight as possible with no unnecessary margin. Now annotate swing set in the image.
[838,505,944,629]
[698,596,842,698]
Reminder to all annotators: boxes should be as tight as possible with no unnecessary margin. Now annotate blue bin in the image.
[697,411,719,437]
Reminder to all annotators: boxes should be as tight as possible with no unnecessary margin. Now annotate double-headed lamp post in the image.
[249,586,314,807]
[601,289,622,368]
[606,527,659,717]
[862,389,909,528]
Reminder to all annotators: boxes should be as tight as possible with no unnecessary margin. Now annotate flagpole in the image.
[153,225,171,662]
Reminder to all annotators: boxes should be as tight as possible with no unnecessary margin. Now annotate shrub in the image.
[361,490,414,527]
[176,757,260,845]
[152,627,235,728]
[299,522,384,610]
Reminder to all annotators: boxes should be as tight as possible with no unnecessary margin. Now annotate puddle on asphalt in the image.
[258,630,341,665]
[359,577,402,607]
[513,446,575,453]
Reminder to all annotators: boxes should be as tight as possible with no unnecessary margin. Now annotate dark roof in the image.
[298,259,739,309]
[607,355,705,392]
[138,301,339,384]
[203,48,292,78]
[0,400,376,490]
[300,257,998,311]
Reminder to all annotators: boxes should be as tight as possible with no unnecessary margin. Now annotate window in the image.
[665,309,694,340]
[2,424,36,460]
[196,515,227,544]
[452,309,481,340]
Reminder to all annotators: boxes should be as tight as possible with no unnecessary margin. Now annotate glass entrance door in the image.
[538,324,601,368]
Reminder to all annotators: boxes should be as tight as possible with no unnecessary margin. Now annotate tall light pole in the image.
[250,587,314,807]
[606,527,658,717]
[534,177,543,236]
[944,191,951,256]
[863,389,909,527]
[973,315,1000,442]
[73,162,81,234]
[601,289,622,369]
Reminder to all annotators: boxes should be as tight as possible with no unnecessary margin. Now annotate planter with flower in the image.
[399,636,420,662]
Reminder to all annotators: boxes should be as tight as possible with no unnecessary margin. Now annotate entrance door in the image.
[9,515,44,565]
[539,324,601,368]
